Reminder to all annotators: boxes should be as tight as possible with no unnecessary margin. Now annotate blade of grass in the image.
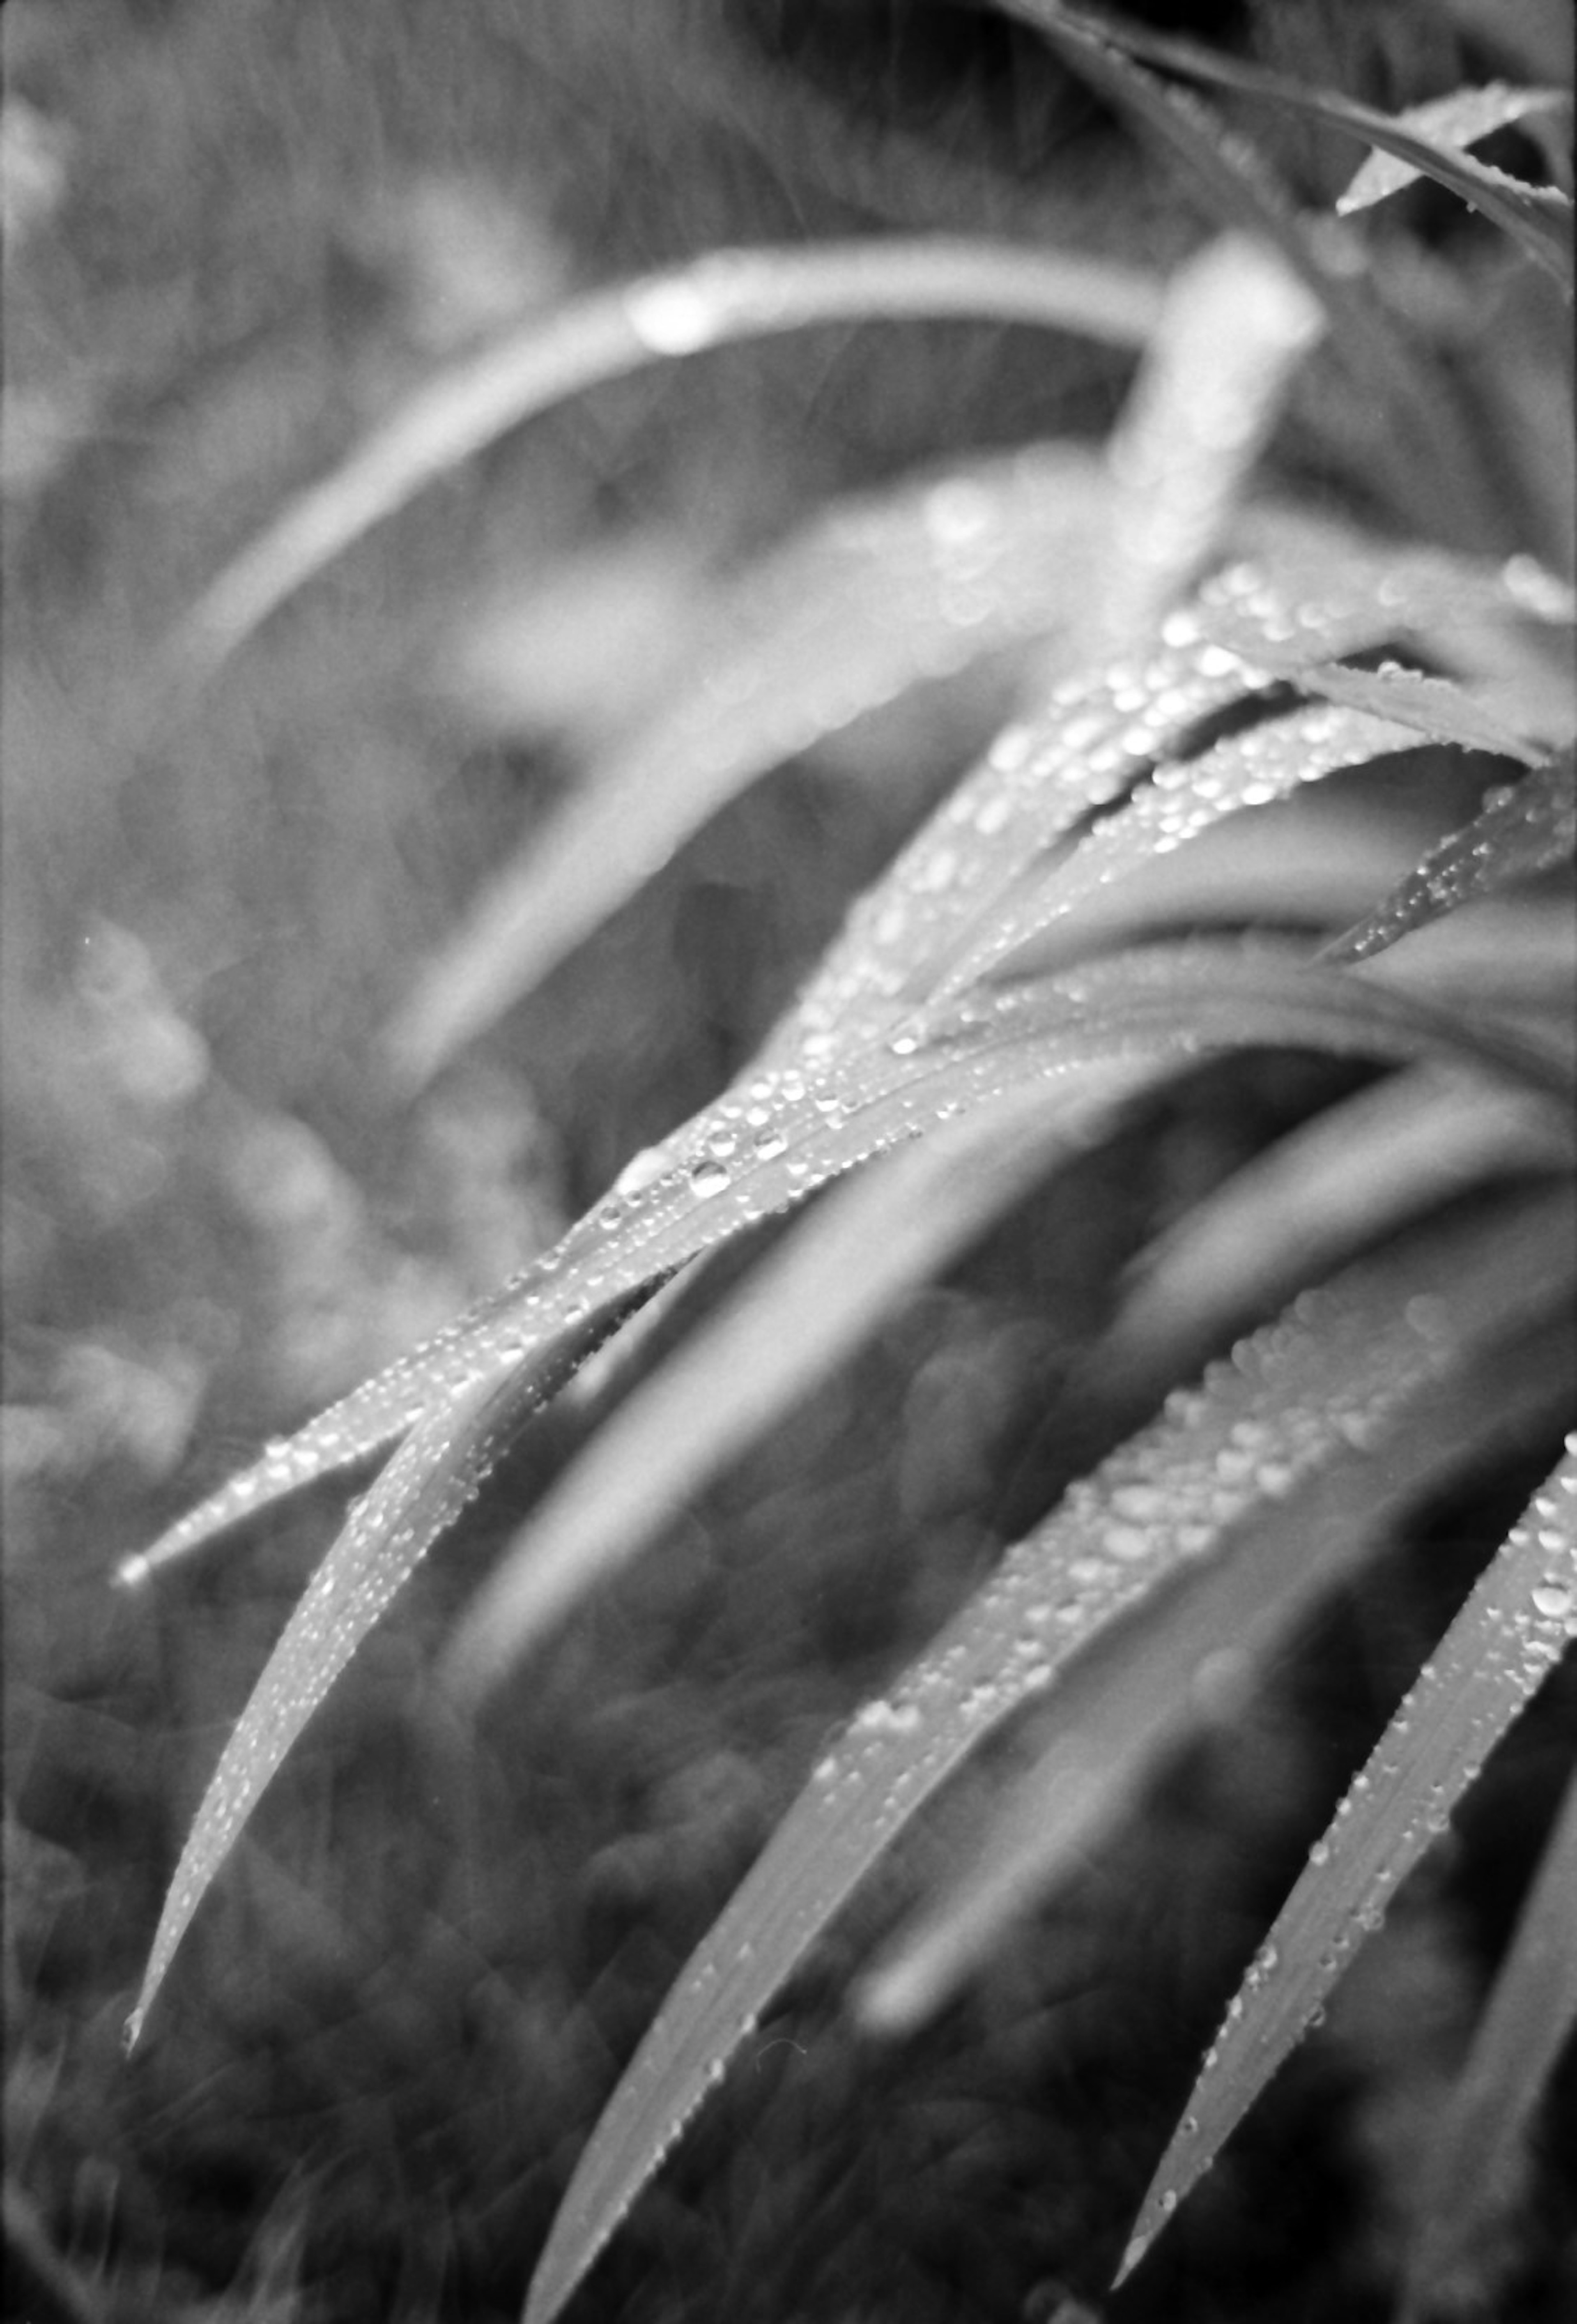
[993,2,1514,545]
[1321,749,1576,964]
[1006,3,1575,295]
[1120,1431,1577,2289]
[440,1065,1159,1702]
[519,1190,1572,2324]
[384,444,1113,1091]
[1337,83,1573,216]
[1402,1670,1577,2323]
[1103,1064,1575,1394]
[173,239,1163,678]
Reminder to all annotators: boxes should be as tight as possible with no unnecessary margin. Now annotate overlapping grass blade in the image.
[439,1067,1158,1702]
[1104,1065,1575,1392]
[518,1195,1570,2324]
[175,238,1163,676]
[1322,748,1576,965]
[993,3,1510,545]
[384,444,1113,1090]
[1337,83,1574,216]
[123,947,1565,2041]
[930,702,1428,1000]
[1008,4,1575,295]
[1121,1431,1577,2292]
[123,1304,649,2050]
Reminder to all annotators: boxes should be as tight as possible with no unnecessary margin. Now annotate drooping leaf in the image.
[439,1067,1158,1702]
[125,946,1567,2040]
[1005,3,1575,295]
[1336,83,1574,216]
[1103,1064,1575,1395]
[518,1192,1572,2324]
[1403,1643,1577,2323]
[1120,1433,1577,2291]
[1322,749,1577,964]
[174,238,1163,676]
[124,1305,650,2050]
[384,444,1115,1090]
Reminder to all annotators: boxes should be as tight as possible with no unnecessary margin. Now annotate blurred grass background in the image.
[5,5,1573,2320]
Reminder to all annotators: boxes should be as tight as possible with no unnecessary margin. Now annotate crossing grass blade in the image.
[1336,83,1574,215]
[1007,3,1575,296]
[120,944,1569,2042]
[1120,1430,1577,2291]
[173,237,1163,679]
[518,1194,1572,2324]
[438,1066,1159,1703]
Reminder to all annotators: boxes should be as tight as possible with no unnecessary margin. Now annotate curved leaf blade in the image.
[439,1066,1158,1702]
[519,1193,1571,2324]
[1403,1682,1577,2323]
[1008,4,1575,294]
[1121,1433,1577,2289]
[384,444,1113,1090]
[1322,749,1577,965]
[175,239,1163,676]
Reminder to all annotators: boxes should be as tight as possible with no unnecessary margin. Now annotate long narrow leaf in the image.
[1120,1434,1577,2289]
[1322,749,1577,964]
[1337,84,1573,216]
[122,937,1573,1587]
[175,239,1163,675]
[520,1192,1571,2324]
[384,445,1113,1090]
[1403,1646,1577,2321]
[440,1066,1159,1702]
[992,2,1511,543]
[1104,1065,1575,1392]
[1006,4,1575,294]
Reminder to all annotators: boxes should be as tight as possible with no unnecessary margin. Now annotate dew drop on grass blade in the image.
[516,1192,1570,2324]
[1120,1429,1577,2292]
[384,444,1115,1090]
[133,953,1502,2025]
[857,1295,1575,2041]
[440,1068,1157,1702]
[174,238,1164,678]
[1322,748,1576,965]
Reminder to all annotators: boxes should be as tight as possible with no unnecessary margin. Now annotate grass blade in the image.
[384,445,1112,1089]
[175,239,1163,677]
[1403,1651,1577,2322]
[1322,749,1576,964]
[1104,1065,1575,1393]
[1121,1432,1577,2291]
[1337,83,1574,216]
[440,1066,1159,1702]
[1008,4,1575,295]
[519,1195,1570,2324]
[123,1308,642,2050]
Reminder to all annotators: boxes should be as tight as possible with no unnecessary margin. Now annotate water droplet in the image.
[688,1159,731,1199]
[1531,1579,1573,1619]
[752,1126,787,1160]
